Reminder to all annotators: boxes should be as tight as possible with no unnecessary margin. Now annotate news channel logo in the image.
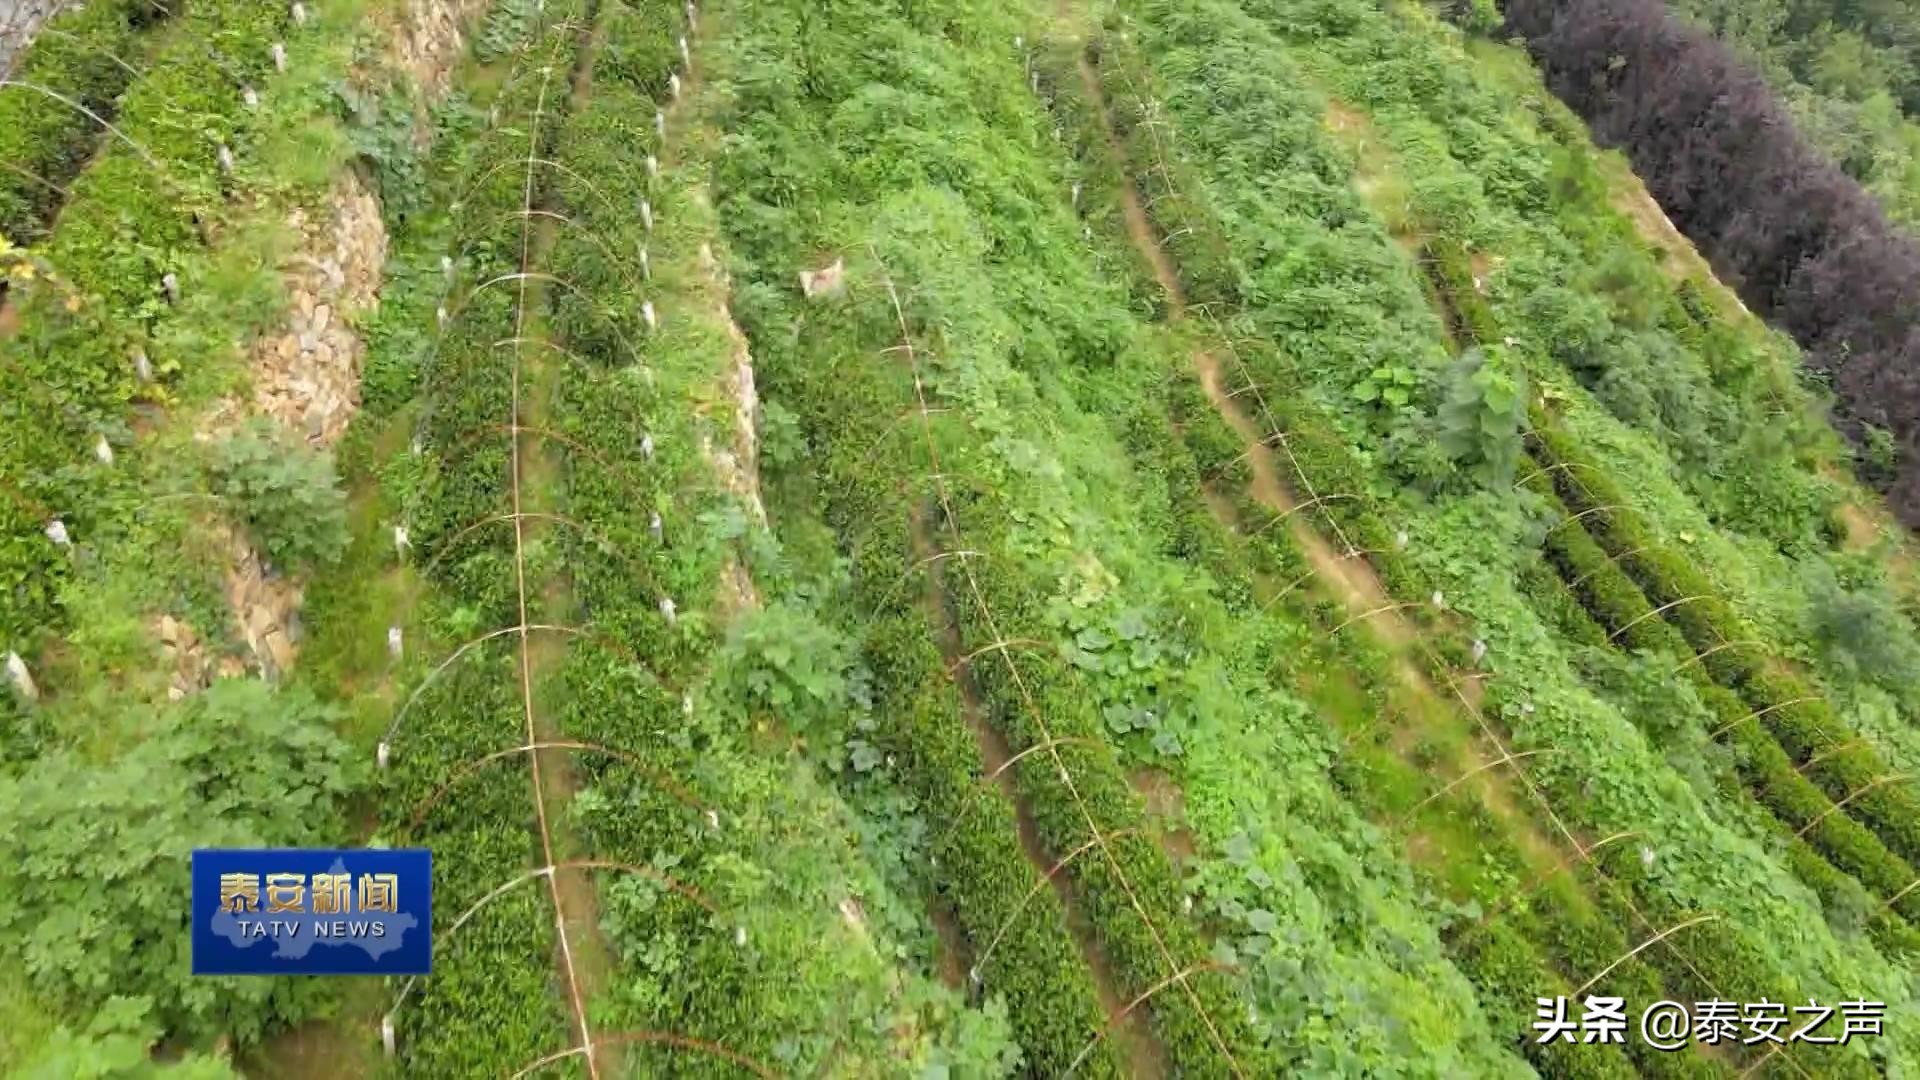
[191,848,431,976]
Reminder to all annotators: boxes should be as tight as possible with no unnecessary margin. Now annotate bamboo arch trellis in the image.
[1398,748,1558,828]
[412,509,668,595]
[1605,594,1712,645]
[449,153,634,234]
[1245,491,1359,537]
[967,827,1144,984]
[944,637,1054,678]
[384,857,722,1022]
[922,735,1106,876]
[0,80,162,169]
[407,245,660,441]
[1453,830,1642,947]
[399,739,711,838]
[379,621,681,752]
[1512,458,1606,491]
[0,157,66,203]
[1543,501,1631,540]
[450,271,649,367]
[1259,547,1387,611]
[1670,637,1766,673]
[1792,774,1914,841]
[832,403,954,509]
[407,264,655,447]
[1078,32,1821,1078]
[1326,600,1425,637]
[454,207,652,301]
[1706,696,1821,740]
[410,418,682,530]
[1061,960,1234,1078]
[843,464,1002,566]
[874,250,1250,1077]
[1565,542,1650,592]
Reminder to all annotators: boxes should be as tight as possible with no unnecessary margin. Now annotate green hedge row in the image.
[1529,421,1920,874]
[1518,454,1920,943]
[1078,4,1886,1075]
[0,0,295,647]
[0,0,174,243]
[380,11,597,1073]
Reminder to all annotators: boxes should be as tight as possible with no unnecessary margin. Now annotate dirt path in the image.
[1832,477,1919,601]
[909,503,1170,1080]
[1602,157,1753,321]
[503,22,613,1076]
[1077,47,1185,319]
[1066,19,1599,907]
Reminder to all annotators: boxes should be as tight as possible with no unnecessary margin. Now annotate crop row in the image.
[1370,104,1920,942]
[1080,0,1912,1071]
[1030,24,1722,1080]
[0,0,302,648]
[707,0,1314,1073]
[376,4,592,1072]
[0,0,176,242]
[1403,170,1920,938]
[537,3,984,1072]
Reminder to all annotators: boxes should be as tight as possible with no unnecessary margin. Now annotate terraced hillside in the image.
[3,0,1919,1075]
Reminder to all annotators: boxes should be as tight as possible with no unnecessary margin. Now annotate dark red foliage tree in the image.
[1504,0,1920,524]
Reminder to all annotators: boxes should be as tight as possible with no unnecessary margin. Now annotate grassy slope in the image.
[305,0,1009,1074]
[1074,0,1920,1071]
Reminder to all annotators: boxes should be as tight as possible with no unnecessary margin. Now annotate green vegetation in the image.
[0,0,175,243]
[205,420,350,570]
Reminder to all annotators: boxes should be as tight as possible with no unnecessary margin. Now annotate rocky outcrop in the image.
[694,230,765,619]
[391,0,482,102]
[154,612,249,701]
[0,0,54,74]
[250,172,385,447]
[222,526,304,680]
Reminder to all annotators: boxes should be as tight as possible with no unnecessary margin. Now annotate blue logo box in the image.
[191,848,432,976]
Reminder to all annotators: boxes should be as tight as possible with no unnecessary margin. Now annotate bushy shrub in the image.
[1435,345,1527,487]
[204,421,349,571]
[8,996,238,1080]
[0,681,358,1045]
